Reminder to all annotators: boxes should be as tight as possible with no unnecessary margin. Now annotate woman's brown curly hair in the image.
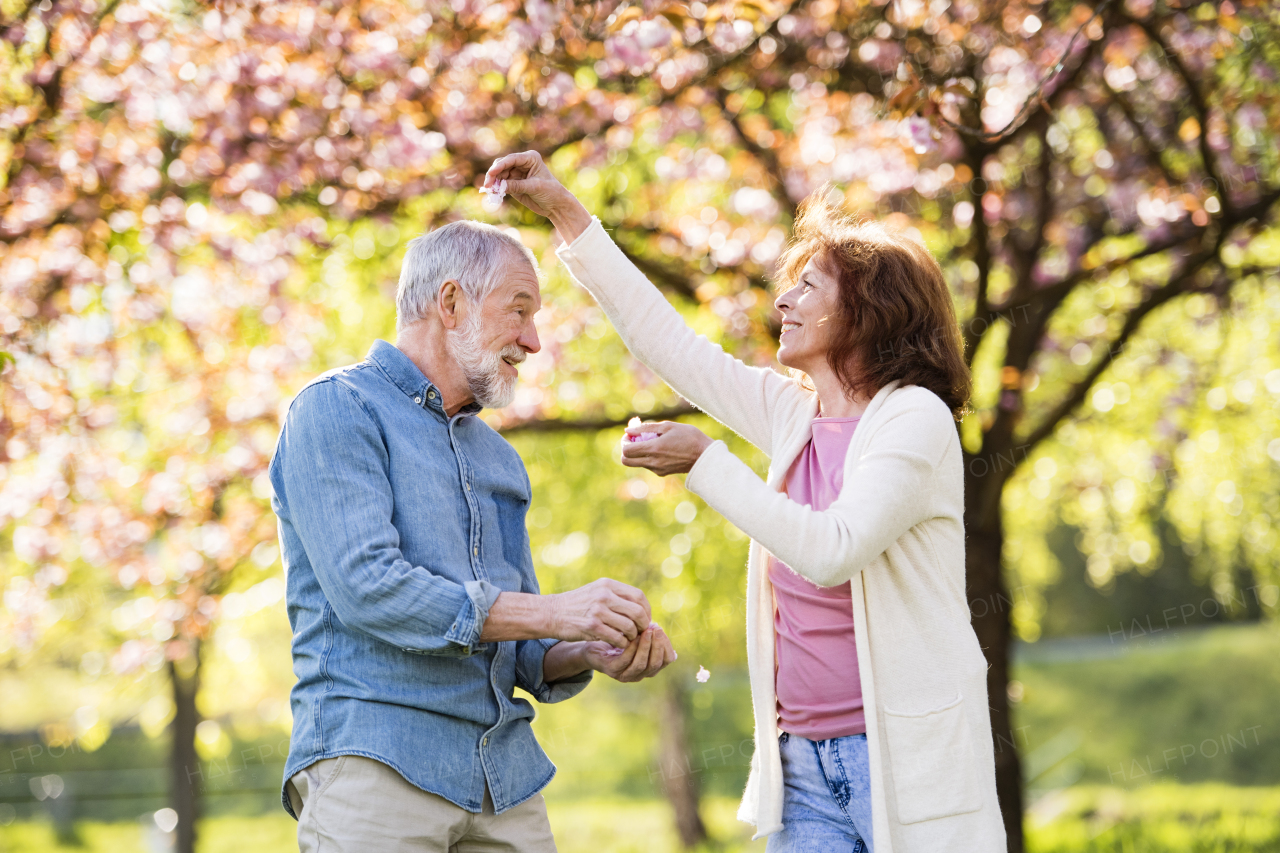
[775,191,972,419]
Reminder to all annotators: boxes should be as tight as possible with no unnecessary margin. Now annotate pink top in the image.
[770,416,865,740]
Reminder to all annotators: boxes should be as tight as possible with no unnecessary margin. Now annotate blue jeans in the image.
[766,731,874,853]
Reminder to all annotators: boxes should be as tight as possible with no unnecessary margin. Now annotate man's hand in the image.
[547,578,651,647]
[621,421,714,477]
[584,624,676,683]
[484,151,593,243]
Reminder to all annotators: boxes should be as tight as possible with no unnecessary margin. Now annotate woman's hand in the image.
[620,421,714,477]
[583,624,676,683]
[484,151,593,242]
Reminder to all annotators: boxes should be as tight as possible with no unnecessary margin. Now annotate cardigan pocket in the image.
[882,693,982,824]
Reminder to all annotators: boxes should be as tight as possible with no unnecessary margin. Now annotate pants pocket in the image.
[882,694,982,825]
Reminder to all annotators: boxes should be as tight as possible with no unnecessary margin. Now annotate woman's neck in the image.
[809,365,873,419]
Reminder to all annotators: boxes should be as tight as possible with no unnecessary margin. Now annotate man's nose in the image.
[519,321,541,354]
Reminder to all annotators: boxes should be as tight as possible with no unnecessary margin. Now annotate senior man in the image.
[270,220,675,852]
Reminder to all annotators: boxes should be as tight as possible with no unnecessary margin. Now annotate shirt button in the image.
[482,737,489,747]
[428,390,437,400]
[473,547,478,555]
[414,397,421,404]
[465,483,471,490]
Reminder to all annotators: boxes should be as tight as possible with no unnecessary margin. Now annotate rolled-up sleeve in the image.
[513,639,592,703]
[274,380,499,657]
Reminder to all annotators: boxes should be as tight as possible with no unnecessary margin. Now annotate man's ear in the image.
[437,279,463,330]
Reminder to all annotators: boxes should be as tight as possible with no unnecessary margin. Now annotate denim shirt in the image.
[270,339,591,817]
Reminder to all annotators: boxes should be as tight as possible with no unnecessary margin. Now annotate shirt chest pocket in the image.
[882,693,983,824]
[485,489,532,583]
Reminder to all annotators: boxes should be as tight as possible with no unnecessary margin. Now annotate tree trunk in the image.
[965,493,1024,853]
[657,680,708,848]
[169,642,202,853]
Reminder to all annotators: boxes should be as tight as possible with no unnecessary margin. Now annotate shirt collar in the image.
[366,339,482,418]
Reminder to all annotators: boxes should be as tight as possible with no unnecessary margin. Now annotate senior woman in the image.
[485,152,1004,853]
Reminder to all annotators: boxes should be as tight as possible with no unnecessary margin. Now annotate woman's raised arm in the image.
[486,152,808,454]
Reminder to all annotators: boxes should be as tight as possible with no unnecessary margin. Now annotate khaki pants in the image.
[286,755,558,853]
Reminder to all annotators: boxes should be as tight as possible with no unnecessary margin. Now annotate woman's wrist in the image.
[684,437,722,489]
[548,197,593,245]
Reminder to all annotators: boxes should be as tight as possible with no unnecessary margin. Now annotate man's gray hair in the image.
[395,220,538,332]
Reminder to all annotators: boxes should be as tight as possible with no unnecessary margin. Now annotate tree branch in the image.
[0,0,38,39]
[997,178,1278,455]
[939,0,1111,145]
[497,402,698,435]
[961,146,995,367]
[1019,255,1212,455]
[610,229,701,302]
[995,184,1280,326]
[1008,116,1055,301]
[1102,81,1182,188]
[1123,12,1230,212]
[3,0,124,191]
[993,221,1201,320]
[713,88,798,221]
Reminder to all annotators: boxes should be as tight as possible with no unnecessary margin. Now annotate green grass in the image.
[0,821,142,853]
[3,626,1276,851]
[5,786,1280,853]
[0,814,302,853]
[1026,784,1280,852]
[1014,624,1280,787]
[0,797,764,853]
[546,796,765,852]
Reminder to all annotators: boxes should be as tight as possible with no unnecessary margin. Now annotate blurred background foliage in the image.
[2,0,1280,850]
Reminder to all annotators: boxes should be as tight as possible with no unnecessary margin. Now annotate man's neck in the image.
[395,325,476,417]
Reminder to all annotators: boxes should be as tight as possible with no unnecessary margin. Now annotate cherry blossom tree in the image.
[3,1,1278,850]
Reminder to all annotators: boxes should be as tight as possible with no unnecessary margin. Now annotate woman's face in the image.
[774,252,840,375]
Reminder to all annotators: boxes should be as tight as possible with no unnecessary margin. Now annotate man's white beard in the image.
[447,313,524,409]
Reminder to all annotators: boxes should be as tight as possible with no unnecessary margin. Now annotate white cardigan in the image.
[557,219,1005,852]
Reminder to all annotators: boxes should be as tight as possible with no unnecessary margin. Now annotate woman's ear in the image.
[437,279,462,330]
